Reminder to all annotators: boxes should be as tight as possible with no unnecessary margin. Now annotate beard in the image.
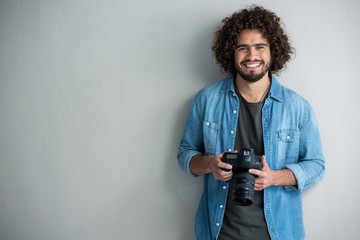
[235,60,271,83]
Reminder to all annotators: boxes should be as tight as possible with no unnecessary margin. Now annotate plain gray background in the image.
[1,0,359,239]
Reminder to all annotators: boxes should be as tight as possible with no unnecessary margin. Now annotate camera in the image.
[221,148,262,206]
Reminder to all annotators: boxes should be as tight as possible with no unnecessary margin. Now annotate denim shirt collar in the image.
[219,74,283,102]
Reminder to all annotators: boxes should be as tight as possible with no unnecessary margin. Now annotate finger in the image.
[254,185,262,191]
[214,171,233,181]
[261,155,269,169]
[254,182,266,191]
[213,165,233,177]
[219,169,233,179]
[249,168,262,176]
[218,162,233,171]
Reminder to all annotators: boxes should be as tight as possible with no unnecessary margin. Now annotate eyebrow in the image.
[236,43,268,48]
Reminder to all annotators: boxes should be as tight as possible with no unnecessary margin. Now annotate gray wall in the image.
[0,0,359,239]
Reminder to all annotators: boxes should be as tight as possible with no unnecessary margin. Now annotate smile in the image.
[242,62,262,68]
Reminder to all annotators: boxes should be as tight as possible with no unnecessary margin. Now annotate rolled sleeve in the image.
[177,149,201,177]
[177,94,204,177]
[285,163,306,192]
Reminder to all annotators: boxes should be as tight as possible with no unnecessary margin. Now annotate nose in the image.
[246,46,257,59]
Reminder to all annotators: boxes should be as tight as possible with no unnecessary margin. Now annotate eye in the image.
[237,46,249,51]
[255,44,267,50]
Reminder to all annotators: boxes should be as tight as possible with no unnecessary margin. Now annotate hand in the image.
[249,155,274,191]
[208,153,233,181]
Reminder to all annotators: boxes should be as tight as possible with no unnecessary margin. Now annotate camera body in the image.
[221,148,262,206]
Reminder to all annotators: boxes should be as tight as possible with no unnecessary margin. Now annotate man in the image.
[177,5,325,240]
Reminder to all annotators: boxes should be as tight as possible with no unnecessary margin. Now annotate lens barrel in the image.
[231,172,255,206]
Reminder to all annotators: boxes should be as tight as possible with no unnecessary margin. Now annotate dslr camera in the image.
[221,148,262,206]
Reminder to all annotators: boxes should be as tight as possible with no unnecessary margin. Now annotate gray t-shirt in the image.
[218,86,270,240]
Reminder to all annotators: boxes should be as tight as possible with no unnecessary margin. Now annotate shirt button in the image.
[220,205,224,208]
[223,186,227,190]
[206,122,210,126]
[228,149,232,152]
[286,136,291,140]
[216,223,220,227]
[233,110,237,114]
[230,130,234,134]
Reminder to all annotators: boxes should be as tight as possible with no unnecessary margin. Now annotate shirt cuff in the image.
[284,163,305,192]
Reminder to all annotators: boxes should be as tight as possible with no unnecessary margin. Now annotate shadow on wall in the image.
[162,22,225,239]
[164,96,200,239]
[163,19,225,196]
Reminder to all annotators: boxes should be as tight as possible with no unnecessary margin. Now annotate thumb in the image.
[261,155,269,169]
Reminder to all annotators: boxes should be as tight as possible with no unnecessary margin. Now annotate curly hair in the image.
[212,5,294,76]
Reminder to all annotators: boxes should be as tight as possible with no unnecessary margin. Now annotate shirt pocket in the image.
[203,120,221,155]
[277,129,300,162]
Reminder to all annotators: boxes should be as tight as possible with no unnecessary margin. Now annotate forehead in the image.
[236,29,269,44]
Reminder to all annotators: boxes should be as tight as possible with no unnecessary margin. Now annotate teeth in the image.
[244,63,261,68]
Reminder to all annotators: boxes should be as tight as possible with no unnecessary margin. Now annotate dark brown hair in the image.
[212,5,294,76]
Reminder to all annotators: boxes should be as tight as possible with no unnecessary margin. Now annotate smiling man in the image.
[177,5,325,240]
[235,30,271,83]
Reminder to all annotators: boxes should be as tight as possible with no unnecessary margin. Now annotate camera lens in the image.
[232,172,255,206]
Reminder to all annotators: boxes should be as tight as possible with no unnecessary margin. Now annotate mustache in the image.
[240,60,264,64]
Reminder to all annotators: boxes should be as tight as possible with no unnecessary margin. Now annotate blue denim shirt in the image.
[177,76,325,240]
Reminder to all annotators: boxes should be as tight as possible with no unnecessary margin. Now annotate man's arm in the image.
[249,156,297,191]
[270,169,297,186]
[189,155,212,176]
[190,154,233,181]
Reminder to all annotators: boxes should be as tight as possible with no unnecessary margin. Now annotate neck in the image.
[235,74,271,103]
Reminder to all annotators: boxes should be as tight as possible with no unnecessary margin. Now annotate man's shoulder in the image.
[197,76,233,96]
[282,86,309,106]
[272,77,309,104]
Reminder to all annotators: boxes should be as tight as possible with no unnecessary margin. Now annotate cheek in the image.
[234,53,245,64]
[265,51,271,61]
